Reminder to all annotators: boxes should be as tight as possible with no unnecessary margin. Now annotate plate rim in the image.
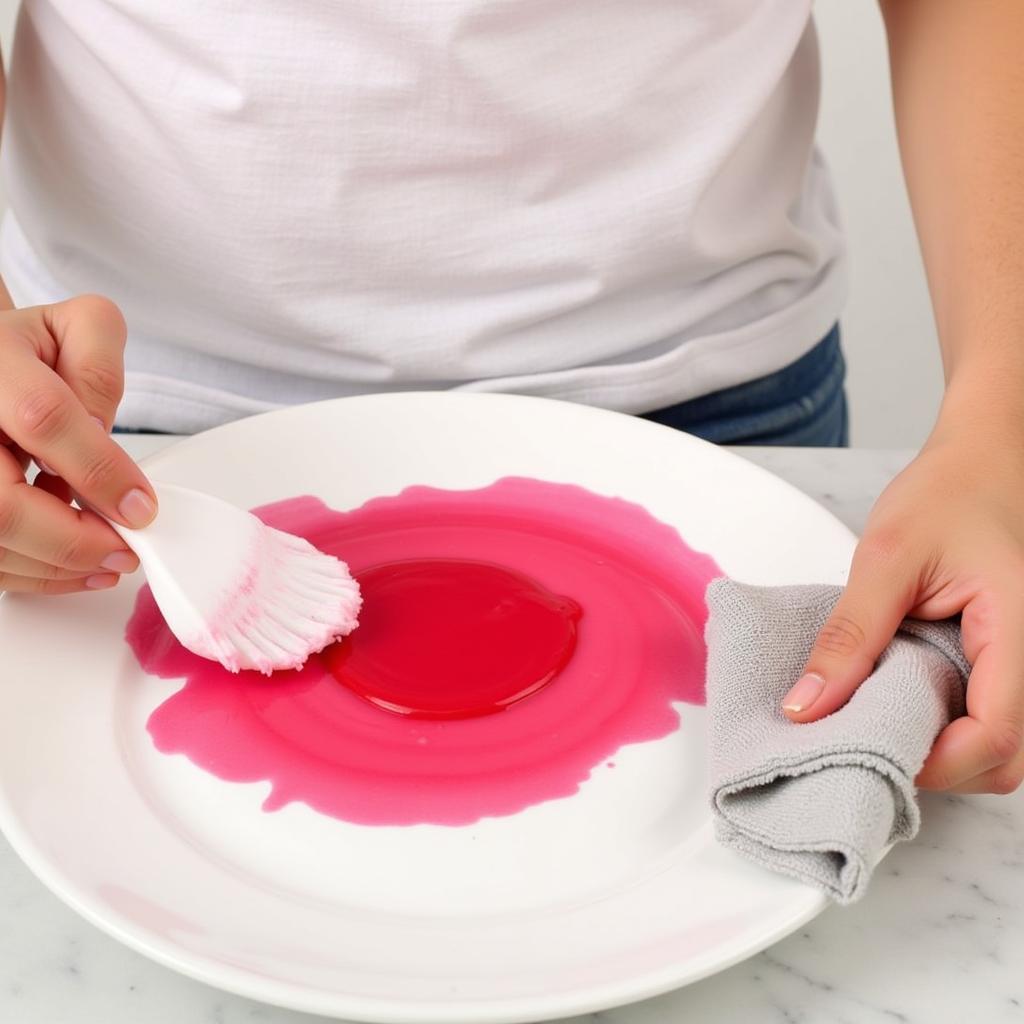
[0,806,829,1024]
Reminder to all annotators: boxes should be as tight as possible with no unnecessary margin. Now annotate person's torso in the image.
[0,0,846,431]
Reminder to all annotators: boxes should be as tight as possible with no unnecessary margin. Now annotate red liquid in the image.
[325,559,581,719]
[128,478,721,826]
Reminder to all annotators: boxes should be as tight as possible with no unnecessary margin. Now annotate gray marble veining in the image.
[2,439,1020,1024]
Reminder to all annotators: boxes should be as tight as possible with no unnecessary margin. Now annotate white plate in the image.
[0,393,855,1023]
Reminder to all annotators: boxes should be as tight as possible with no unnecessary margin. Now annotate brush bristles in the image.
[207,526,362,674]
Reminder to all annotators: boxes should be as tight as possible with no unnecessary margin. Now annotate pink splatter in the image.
[127,478,721,826]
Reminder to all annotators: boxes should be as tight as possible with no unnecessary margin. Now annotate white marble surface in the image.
[3,439,1023,1024]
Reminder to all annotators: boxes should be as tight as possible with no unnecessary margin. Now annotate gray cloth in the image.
[705,579,970,904]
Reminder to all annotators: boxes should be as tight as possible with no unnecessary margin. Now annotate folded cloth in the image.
[705,579,970,904]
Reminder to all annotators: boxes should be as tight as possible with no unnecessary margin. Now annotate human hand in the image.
[0,295,157,594]
[781,417,1024,795]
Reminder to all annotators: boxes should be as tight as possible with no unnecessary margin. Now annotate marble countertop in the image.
[3,439,1022,1024]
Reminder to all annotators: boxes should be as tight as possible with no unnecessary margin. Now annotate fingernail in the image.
[118,488,157,528]
[37,458,58,476]
[782,672,826,713]
[99,550,139,573]
[85,573,119,590]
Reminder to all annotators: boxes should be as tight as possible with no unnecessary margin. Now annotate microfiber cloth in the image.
[705,579,970,904]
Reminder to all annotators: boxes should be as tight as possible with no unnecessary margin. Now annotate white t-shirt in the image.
[1,0,846,433]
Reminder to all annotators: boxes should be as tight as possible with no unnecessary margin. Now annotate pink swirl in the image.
[127,478,721,826]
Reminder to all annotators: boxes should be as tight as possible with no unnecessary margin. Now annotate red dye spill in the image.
[325,559,581,719]
[127,478,722,826]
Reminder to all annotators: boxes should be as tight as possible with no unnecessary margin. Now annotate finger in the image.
[915,590,1024,789]
[47,295,126,432]
[33,469,74,505]
[9,445,32,473]
[916,714,1012,791]
[0,570,119,595]
[0,440,33,474]
[0,547,94,580]
[783,531,921,721]
[0,336,157,527]
[946,744,1024,795]
[0,450,139,571]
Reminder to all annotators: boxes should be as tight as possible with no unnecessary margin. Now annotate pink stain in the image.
[126,478,721,826]
[325,558,582,719]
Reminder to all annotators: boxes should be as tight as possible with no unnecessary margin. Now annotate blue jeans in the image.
[641,324,848,447]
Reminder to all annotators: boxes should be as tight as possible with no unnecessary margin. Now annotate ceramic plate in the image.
[0,393,856,1023]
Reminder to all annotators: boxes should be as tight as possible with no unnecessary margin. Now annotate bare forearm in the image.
[0,54,10,311]
[879,0,1024,425]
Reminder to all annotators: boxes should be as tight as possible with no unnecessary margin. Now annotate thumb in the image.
[782,537,919,722]
[47,294,128,432]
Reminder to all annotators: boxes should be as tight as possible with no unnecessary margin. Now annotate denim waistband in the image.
[641,324,847,447]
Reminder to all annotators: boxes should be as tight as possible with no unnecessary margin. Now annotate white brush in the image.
[103,483,361,674]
